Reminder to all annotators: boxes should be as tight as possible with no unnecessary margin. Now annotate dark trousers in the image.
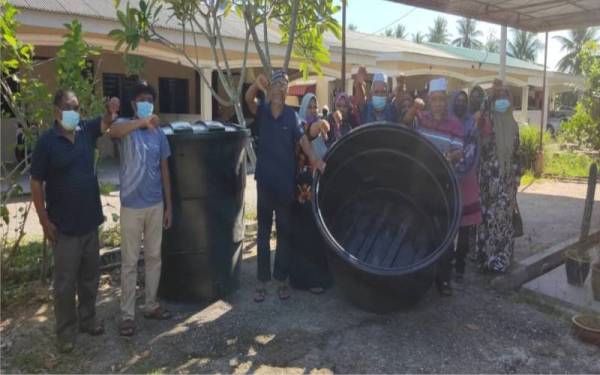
[437,226,472,283]
[53,229,100,341]
[256,184,292,283]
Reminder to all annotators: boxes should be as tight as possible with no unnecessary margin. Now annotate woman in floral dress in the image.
[476,80,522,273]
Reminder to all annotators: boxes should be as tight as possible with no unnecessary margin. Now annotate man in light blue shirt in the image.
[110,82,173,336]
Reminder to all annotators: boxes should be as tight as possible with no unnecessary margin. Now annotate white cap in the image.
[429,78,447,93]
[372,72,388,83]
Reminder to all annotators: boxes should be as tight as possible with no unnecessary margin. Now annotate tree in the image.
[485,29,500,53]
[55,20,105,117]
[554,27,599,74]
[394,24,407,39]
[508,29,541,62]
[427,16,450,44]
[561,41,600,150]
[348,23,358,31]
[110,0,340,128]
[384,28,393,37]
[412,31,425,44]
[452,18,482,49]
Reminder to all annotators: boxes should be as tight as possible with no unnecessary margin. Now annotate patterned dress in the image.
[476,112,521,272]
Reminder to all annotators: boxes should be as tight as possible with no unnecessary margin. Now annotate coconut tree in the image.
[485,29,500,53]
[554,27,599,74]
[412,31,425,44]
[394,24,407,39]
[428,16,450,44]
[452,18,483,49]
[508,29,541,62]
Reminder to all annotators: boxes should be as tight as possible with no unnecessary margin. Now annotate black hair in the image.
[131,80,156,101]
[53,89,75,107]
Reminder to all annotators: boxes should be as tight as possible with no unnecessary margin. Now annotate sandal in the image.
[80,321,105,336]
[144,306,172,320]
[254,288,267,303]
[309,287,325,295]
[277,285,291,300]
[119,319,136,337]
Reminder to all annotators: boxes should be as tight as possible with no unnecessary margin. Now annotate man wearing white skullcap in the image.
[403,77,469,297]
[352,66,397,124]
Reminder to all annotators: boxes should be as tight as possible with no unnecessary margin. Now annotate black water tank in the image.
[159,121,249,302]
[313,122,461,312]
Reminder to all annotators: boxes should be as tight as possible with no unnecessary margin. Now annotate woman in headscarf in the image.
[476,80,521,273]
[403,78,466,296]
[441,90,482,284]
[326,92,360,146]
[288,93,333,294]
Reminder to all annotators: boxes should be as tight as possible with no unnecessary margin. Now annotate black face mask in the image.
[454,104,467,118]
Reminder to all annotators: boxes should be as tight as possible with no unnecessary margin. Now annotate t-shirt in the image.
[254,101,304,202]
[113,118,171,208]
[30,118,104,235]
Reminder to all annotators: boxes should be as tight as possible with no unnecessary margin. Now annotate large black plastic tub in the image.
[313,122,461,312]
[159,121,249,302]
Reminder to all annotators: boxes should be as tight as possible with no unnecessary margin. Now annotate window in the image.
[102,73,138,117]
[159,77,189,114]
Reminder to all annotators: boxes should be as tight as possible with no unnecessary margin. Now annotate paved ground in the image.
[1,242,600,374]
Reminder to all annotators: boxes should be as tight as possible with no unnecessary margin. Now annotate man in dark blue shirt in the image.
[30,89,119,352]
[245,70,324,302]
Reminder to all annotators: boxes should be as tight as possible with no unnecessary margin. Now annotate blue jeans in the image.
[256,184,292,282]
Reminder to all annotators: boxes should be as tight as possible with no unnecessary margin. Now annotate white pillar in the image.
[500,25,507,83]
[316,75,331,110]
[200,68,212,121]
[521,85,529,124]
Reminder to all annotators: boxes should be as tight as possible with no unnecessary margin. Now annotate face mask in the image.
[305,115,318,125]
[136,101,154,119]
[61,110,80,131]
[372,96,387,111]
[494,99,510,113]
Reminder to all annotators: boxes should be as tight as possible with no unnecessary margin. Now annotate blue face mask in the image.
[61,110,80,131]
[136,101,154,119]
[494,99,510,113]
[372,96,387,111]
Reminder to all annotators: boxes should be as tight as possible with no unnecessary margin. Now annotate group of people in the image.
[30,66,521,353]
[245,68,521,301]
[31,82,173,352]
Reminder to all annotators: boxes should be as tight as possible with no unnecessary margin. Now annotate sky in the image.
[332,0,578,71]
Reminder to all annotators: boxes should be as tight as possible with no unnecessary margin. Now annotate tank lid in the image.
[163,121,247,136]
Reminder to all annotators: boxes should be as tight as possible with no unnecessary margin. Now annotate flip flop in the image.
[119,319,136,337]
[254,288,266,303]
[277,285,291,300]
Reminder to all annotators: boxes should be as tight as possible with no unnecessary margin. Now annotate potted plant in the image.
[572,313,600,347]
[564,247,591,286]
[592,247,600,301]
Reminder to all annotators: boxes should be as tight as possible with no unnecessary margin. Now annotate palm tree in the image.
[554,27,599,74]
[348,23,358,31]
[412,32,425,44]
[428,16,450,44]
[452,18,483,49]
[508,29,541,62]
[485,29,500,53]
[394,24,407,39]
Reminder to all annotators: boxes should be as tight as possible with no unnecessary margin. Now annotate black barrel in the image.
[313,122,461,312]
[159,121,249,302]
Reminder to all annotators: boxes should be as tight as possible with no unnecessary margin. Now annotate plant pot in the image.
[564,249,591,286]
[571,314,600,347]
[592,264,600,302]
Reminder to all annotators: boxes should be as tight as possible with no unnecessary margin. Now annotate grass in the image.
[99,181,118,196]
[543,151,597,179]
[244,209,257,222]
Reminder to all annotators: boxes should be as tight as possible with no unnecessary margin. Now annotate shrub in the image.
[519,125,551,171]
[544,152,597,178]
[560,102,600,150]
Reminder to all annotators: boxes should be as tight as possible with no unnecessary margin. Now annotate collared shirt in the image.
[254,100,304,202]
[113,118,171,208]
[30,118,104,235]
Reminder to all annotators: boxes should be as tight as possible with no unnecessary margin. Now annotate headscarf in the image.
[469,85,485,114]
[490,87,519,177]
[271,70,289,85]
[298,93,317,124]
